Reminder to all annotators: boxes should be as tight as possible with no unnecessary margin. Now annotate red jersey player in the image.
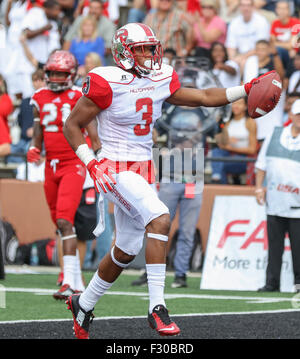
[27,50,99,300]
[63,23,272,339]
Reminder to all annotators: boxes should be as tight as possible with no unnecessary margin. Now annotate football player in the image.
[63,23,272,338]
[27,50,100,300]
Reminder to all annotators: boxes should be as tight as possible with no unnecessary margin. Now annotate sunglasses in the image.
[202,5,215,9]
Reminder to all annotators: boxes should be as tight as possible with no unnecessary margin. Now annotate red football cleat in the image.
[148,304,180,336]
[53,284,74,300]
[66,294,94,339]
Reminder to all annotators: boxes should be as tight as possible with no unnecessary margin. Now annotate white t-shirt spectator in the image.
[21,7,49,65]
[212,60,241,88]
[226,12,270,54]
[288,71,300,93]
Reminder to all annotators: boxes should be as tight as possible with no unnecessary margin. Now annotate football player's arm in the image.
[167,87,231,107]
[27,107,43,163]
[31,107,43,150]
[167,71,275,108]
[85,119,102,155]
[64,96,116,193]
[64,96,101,156]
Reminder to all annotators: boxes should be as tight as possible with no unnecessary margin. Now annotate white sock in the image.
[75,250,85,292]
[62,255,76,289]
[79,271,113,312]
[146,263,166,313]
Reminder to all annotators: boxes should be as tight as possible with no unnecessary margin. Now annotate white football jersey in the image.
[83,64,181,161]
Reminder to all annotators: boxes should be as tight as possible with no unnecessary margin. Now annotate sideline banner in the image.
[200,196,294,292]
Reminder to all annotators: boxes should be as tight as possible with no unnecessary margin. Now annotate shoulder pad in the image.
[147,64,174,81]
[90,66,135,84]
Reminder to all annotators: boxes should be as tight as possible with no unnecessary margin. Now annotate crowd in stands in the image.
[0,0,299,186]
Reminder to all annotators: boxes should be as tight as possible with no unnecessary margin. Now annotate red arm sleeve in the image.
[0,94,13,118]
[82,72,113,110]
[169,70,181,95]
[0,116,11,144]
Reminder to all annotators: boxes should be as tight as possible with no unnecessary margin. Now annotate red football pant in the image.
[44,159,86,225]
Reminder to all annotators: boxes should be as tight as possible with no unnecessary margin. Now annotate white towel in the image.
[93,192,105,237]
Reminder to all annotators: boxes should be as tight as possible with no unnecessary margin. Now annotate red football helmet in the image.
[44,50,78,92]
[111,23,163,75]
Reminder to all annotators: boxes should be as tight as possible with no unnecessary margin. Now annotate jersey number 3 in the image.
[134,98,153,136]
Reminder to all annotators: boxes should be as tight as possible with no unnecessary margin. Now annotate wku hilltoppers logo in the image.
[217,219,291,251]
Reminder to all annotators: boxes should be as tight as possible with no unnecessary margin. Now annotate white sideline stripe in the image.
[1,309,300,325]
[0,287,298,303]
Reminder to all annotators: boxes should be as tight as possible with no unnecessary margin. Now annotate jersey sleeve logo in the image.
[82,76,91,95]
[68,91,76,100]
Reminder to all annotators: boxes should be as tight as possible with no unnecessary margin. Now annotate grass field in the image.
[1,265,299,323]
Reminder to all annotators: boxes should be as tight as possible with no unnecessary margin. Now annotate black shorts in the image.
[74,188,97,242]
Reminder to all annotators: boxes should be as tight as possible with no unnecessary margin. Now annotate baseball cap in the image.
[291,99,300,115]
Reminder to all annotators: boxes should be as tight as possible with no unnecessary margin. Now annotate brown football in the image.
[247,71,282,119]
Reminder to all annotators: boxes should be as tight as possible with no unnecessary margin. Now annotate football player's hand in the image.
[244,70,275,95]
[255,188,265,206]
[87,159,116,193]
[27,146,41,163]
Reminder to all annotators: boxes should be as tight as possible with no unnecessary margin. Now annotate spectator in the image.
[254,0,294,15]
[218,0,240,24]
[270,0,300,68]
[8,69,45,163]
[19,31,47,70]
[75,51,102,87]
[4,0,29,100]
[192,0,227,58]
[287,51,300,93]
[282,91,300,124]
[144,0,194,57]
[243,39,285,83]
[127,0,153,23]
[63,0,116,64]
[255,99,300,292]
[226,0,270,72]
[211,97,257,184]
[69,15,105,66]
[16,0,61,98]
[244,39,285,141]
[209,41,241,88]
[162,47,176,66]
[0,74,13,157]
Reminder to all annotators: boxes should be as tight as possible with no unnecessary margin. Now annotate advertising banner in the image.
[200,196,294,292]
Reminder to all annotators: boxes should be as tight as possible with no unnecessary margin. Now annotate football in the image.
[247,71,282,119]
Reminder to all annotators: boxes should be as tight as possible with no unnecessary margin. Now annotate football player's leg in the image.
[78,208,143,313]
[103,171,179,335]
[55,165,85,294]
[44,165,63,284]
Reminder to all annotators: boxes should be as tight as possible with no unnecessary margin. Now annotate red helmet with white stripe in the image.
[44,50,78,92]
[111,23,163,75]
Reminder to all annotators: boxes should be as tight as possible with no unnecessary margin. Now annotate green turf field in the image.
[0,267,299,322]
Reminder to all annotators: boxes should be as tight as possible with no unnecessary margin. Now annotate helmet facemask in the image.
[45,71,75,92]
[130,42,163,75]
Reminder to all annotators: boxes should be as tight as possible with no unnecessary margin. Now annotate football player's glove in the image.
[87,159,116,193]
[27,146,41,163]
[244,70,275,95]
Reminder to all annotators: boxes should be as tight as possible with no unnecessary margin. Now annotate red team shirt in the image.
[30,86,86,224]
[271,18,300,50]
[31,87,83,161]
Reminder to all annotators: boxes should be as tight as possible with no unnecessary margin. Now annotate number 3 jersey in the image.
[83,64,181,161]
[30,87,82,161]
